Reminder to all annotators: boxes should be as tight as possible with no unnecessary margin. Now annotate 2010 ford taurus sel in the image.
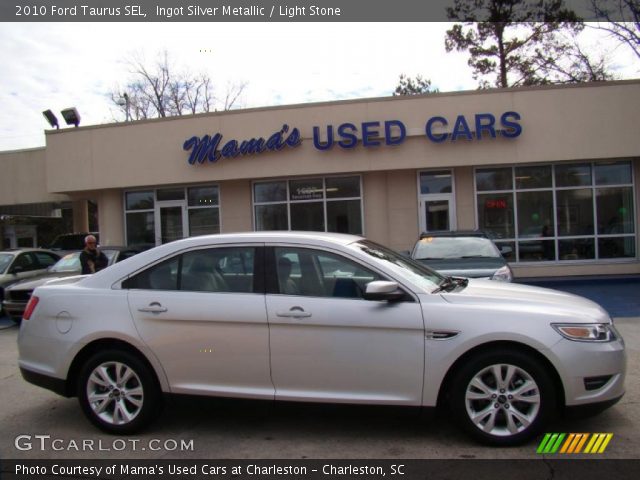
[18,232,625,445]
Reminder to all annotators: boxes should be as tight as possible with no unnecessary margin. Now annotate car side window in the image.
[124,257,179,290]
[124,247,255,293]
[33,252,59,268]
[181,247,254,293]
[13,253,37,272]
[274,247,381,298]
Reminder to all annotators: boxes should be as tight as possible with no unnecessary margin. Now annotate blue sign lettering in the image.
[312,120,407,150]
[183,124,302,165]
[425,112,522,143]
[184,112,522,165]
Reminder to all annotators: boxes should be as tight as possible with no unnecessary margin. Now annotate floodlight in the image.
[42,110,59,129]
[61,107,81,127]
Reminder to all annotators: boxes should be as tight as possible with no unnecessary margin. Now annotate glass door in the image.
[156,201,188,245]
[419,195,456,233]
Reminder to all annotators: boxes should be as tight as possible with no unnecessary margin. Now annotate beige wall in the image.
[43,81,640,194]
[0,148,68,205]
[97,190,125,246]
[363,171,418,252]
[220,180,252,232]
[454,166,477,230]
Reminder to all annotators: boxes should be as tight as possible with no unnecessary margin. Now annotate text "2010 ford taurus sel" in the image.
[18,232,625,445]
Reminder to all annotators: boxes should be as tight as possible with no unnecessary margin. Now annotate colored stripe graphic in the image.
[537,433,613,454]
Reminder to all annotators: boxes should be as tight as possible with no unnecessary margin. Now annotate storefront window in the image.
[125,185,220,245]
[126,211,155,246]
[556,189,594,236]
[255,181,287,203]
[253,176,363,234]
[291,202,324,231]
[476,160,636,262]
[477,193,514,239]
[476,167,512,191]
[125,191,154,210]
[187,186,220,237]
[515,165,552,189]
[555,163,592,187]
[157,188,185,201]
[255,204,288,230]
[419,170,452,194]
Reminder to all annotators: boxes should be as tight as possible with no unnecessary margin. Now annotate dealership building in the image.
[1,80,638,279]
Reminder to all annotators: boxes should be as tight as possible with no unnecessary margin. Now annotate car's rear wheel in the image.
[449,349,556,446]
[77,350,162,434]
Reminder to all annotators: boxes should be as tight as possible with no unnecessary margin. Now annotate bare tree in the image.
[110,50,247,121]
[590,0,640,59]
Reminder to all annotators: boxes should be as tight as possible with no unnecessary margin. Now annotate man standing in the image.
[79,235,108,274]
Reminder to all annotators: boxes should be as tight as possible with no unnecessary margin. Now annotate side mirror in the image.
[10,265,24,274]
[363,281,406,301]
[500,246,513,255]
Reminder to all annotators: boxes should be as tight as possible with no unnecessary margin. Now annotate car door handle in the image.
[138,302,168,314]
[276,307,312,318]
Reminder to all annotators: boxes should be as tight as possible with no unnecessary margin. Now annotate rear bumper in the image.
[20,367,70,397]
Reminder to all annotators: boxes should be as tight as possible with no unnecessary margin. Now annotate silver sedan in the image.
[17,232,625,446]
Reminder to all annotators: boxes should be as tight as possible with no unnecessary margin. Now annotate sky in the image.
[0,22,638,152]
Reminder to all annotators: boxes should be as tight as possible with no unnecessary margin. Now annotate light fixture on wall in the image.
[61,107,81,127]
[42,110,60,129]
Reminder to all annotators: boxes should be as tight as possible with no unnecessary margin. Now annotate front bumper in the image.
[549,335,626,407]
[3,299,27,320]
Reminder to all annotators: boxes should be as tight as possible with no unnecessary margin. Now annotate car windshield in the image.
[351,240,443,292]
[0,253,13,274]
[413,236,501,260]
[50,252,82,272]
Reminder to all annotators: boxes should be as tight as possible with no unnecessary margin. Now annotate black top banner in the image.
[1,0,632,22]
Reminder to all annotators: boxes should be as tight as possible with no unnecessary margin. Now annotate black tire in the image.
[77,349,162,434]
[449,349,556,446]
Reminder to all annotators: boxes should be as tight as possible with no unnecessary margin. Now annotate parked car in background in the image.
[0,248,61,316]
[46,232,99,253]
[3,247,141,322]
[411,230,513,282]
[18,232,625,446]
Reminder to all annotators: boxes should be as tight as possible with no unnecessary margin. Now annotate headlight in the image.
[491,265,513,282]
[552,323,618,342]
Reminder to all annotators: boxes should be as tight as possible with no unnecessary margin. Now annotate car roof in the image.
[171,231,364,246]
[0,248,60,255]
[419,230,492,239]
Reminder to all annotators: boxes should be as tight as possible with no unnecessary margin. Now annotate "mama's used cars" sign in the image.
[183,111,522,165]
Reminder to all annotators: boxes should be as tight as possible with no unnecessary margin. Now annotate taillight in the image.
[23,296,39,321]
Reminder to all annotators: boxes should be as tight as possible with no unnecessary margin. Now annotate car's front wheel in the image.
[449,349,556,446]
[77,350,162,434]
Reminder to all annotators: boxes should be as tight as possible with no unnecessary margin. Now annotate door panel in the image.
[266,246,425,405]
[266,296,424,404]
[125,245,272,399]
[129,291,272,398]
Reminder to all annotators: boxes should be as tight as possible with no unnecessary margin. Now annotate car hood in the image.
[4,271,79,291]
[439,278,610,323]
